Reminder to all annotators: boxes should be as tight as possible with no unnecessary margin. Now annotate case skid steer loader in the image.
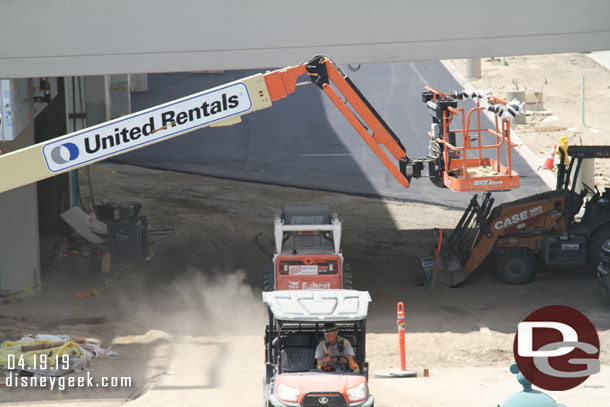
[422,145,610,286]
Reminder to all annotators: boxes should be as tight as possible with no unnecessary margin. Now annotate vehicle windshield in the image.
[276,322,363,374]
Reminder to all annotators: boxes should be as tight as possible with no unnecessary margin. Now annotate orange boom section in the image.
[264,56,412,188]
[263,55,521,192]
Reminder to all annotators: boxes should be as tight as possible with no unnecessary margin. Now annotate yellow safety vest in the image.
[317,336,360,372]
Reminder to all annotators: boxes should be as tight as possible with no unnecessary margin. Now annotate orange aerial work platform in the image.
[422,87,520,192]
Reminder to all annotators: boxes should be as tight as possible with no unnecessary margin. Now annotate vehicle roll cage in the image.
[264,314,367,375]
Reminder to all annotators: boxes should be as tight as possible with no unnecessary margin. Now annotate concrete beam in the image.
[1,0,609,78]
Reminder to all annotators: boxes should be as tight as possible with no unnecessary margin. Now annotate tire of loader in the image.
[495,247,536,285]
[589,225,610,269]
[263,263,274,291]
[342,264,353,289]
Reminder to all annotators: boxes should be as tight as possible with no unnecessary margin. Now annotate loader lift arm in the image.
[0,55,516,194]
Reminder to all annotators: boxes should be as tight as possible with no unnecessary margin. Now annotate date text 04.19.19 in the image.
[8,354,70,371]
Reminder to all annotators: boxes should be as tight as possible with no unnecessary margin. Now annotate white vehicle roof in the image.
[262,289,371,322]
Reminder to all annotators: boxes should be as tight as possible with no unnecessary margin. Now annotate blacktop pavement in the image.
[116,60,546,209]
[110,51,610,208]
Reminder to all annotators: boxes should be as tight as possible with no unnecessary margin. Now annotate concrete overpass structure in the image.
[1,0,609,78]
[0,0,608,294]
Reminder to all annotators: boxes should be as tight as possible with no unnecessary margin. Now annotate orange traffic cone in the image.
[543,145,556,170]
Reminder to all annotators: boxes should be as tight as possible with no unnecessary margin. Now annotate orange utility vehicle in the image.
[0,56,521,196]
[261,203,350,291]
[263,289,373,407]
[423,145,610,286]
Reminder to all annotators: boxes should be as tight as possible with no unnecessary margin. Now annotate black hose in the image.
[254,232,273,259]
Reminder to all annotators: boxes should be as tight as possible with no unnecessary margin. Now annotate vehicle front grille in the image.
[301,393,346,407]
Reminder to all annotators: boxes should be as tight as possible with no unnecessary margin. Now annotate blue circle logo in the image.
[50,143,80,164]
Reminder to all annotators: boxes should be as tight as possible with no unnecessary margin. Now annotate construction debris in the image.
[0,334,116,377]
[71,288,100,300]
[533,126,568,132]
[467,165,500,177]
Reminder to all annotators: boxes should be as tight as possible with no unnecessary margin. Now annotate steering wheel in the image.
[582,182,596,195]
[329,355,354,372]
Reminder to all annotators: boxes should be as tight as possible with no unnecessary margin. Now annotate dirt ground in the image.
[1,53,610,406]
[451,53,610,186]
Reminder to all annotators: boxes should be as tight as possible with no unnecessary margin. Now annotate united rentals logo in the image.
[513,305,600,391]
[42,83,252,173]
[49,142,80,164]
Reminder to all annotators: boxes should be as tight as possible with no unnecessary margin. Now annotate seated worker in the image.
[315,323,360,372]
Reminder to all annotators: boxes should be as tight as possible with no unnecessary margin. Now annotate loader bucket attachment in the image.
[420,192,494,287]
[420,229,468,287]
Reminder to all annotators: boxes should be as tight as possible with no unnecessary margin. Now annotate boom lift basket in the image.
[423,87,520,192]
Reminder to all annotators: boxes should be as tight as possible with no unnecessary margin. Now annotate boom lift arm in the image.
[265,56,420,188]
[0,56,518,194]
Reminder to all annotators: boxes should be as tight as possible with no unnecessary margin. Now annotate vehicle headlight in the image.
[277,383,300,402]
[347,382,367,401]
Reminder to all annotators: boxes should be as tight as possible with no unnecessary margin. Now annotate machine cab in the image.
[265,203,350,291]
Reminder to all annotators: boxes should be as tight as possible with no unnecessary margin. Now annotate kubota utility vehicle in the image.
[262,289,373,407]
[261,203,351,291]
[422,145,610,286]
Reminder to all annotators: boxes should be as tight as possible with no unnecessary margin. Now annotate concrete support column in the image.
[130,74,148,93]
[466,58,481,79]
[0,122,41,296]
[64,76,88,133]
[64,76,89,208]
[85,76,111,126]
[109,74,131,119]
[65,75,111,130]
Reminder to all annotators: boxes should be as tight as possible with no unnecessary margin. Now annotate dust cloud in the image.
[169,267,267,335]
[116,267,268,338]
